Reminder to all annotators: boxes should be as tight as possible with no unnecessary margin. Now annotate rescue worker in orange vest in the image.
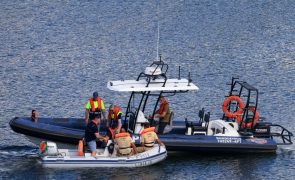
[154,96,171,134]
[85,92,107,127]
[114,128,137,156]
[107,104,123,133]
[137,123,164,153]
[103,123,118,142]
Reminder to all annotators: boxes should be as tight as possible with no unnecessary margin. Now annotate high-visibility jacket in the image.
[87,97,104,120]
[108,105,122,126]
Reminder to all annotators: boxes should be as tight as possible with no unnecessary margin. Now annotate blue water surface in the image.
[0,0,294,179]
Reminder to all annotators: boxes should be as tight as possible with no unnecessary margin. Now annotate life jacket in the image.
[108,105,121,126]
[88,97,102,119]
[115,132,132,155]
[158,100,169,114]
[115,132,130,139]
[108,127,116,140]
[140,127,155,136]
[140,127,156,147]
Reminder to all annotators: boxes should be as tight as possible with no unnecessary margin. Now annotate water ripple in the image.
[1,0,295,179]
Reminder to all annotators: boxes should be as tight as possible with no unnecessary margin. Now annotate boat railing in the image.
[136,60,169,88]
[222,77,261,131]
[136,72,168,87]
[270,124,293,145]
[254,124,293,145]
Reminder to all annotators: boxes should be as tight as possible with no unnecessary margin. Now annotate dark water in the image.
[1,0,294,179]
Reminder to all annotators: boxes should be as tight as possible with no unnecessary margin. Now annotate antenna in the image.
[188,72,192,86]
[156,18,160,61]
[178,66,181,80]
[156,2,160,61]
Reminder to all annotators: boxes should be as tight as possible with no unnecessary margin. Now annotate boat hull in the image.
[40,145,167,168]
[159,133,277,153]
[10,117,277,153]
[9,117,84,145]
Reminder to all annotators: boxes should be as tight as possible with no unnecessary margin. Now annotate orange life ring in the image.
[222,96,245,118]
[237,106,259,128]
[115,132,130,139]
[140,127,155,136]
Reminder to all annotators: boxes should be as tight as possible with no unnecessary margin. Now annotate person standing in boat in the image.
[154,96,171,134]
[84,116,104,157]
[31,109,38,122]
[107,104,123,133]
[85,92,107,128]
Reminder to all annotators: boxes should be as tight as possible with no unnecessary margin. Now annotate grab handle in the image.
[158,145,161,153]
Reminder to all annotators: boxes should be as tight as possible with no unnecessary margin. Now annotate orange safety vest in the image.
[115,132,130,139]
[140,127,157,147]
[89,97,102,112]
[115,132,132,155]
[140,127,156,136]
[157,100,169,114]
[108,105,121,120]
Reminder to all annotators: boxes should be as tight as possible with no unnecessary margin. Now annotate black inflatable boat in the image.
[10,60,293,152]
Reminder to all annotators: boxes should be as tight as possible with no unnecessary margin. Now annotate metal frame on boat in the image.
[222,77,293,145]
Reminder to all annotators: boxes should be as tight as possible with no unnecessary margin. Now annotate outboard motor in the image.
[39,141,58,156]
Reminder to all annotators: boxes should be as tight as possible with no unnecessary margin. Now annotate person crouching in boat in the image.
[137,123,164,153]
[100,123,118,155]
[107,104,123,133]
[84,115,105,157]
[104,123,118,142]
[114,129,137,156]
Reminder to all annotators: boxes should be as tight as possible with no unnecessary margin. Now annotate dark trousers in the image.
[158,122,168,134]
